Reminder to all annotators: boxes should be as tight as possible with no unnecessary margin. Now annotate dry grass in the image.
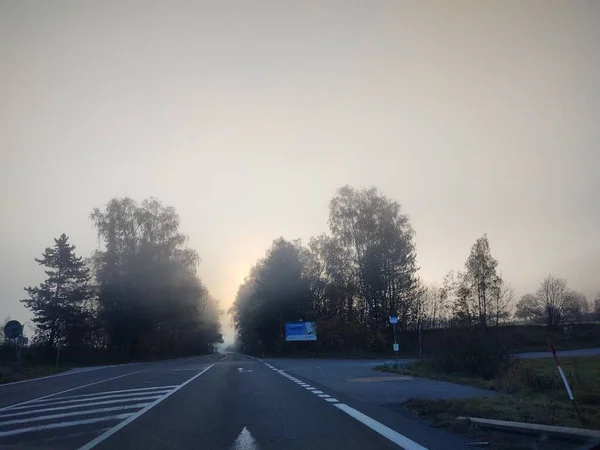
[0,364,70,384]
[378,356,600,431]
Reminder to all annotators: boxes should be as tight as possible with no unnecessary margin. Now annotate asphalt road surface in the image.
[0,353,471,450]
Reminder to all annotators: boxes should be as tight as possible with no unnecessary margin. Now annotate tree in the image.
[594,293,600,320]
[231,185,420,354]
[91,197,222,357]
[230,238,311,353]
[464,234,500,329]
[328,186,418,341]
[515,293,540,323]
[490,279,515,327]
[535,275,574,327]
[21,234,94,348]
[515,276,575,326]
[562,291,588,322]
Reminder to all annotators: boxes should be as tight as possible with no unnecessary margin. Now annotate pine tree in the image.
[21,234,93,348]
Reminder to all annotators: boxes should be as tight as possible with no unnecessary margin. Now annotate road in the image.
[0,353,470,450]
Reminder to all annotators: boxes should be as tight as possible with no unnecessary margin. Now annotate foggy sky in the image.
[1,1,599,344]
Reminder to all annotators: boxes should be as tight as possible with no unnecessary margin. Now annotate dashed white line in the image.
[263,359,429,449]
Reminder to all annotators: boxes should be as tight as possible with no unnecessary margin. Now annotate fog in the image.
[1,1,599,344]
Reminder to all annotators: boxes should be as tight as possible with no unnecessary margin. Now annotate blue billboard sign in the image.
[285,321,317,341]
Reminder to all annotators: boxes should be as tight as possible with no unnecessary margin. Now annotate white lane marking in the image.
[0,402,152,420]
[231,426,259,450]
[78,364,214,450]
[47,386,176,400]
[0,370,144,412]
[305,387,316,390]
[0,413,132,438]
[6,396,163,413]
[0,404,149,426]
[325,398,339,402]
[29,390,171,404]
[318,394,330,398]
[334,403,429,450]
[311,390,324,394]
[9,394,164,409]
[221,354,228,361]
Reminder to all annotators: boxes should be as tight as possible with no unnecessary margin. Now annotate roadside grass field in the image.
[377,356,600,431]
[0,364,70,384]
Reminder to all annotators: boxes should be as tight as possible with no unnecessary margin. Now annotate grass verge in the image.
[376,357,600,431]
[0,365,71,384]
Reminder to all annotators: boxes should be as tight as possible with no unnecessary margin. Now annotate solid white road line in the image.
[325,398,339,402]
[0,370,145,412]
[0,414,133,438]
[5,396,163,413]
[78,364,215,450]
[8,394,164,410]
[0,403,152,420]
[0,404,148,426]
[334,404,429,450]
[29,390,171,405]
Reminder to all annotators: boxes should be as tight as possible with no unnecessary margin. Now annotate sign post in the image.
[4,320,23,371]
[56,321,66,367]
[389,316,399,368]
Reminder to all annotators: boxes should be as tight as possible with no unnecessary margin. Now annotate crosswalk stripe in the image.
[28,390,171,405]
[36,386,176,401]
[0,403,151,421]
[0,404,149,426]
[5,396,163,413]
[0,413,133,438]
[25,389,170,405]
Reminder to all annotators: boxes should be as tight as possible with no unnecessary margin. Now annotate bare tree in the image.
[491,279,515,326]
[535,275,574,327]
[465,234,500,329]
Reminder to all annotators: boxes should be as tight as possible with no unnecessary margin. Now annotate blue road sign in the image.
[285,322,317,341]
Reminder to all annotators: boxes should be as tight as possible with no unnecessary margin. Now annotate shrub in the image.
[429,328,510,379]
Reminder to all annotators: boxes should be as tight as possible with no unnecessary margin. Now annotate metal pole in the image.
[418,323,423,357]
[546,336,583,424]
[393,323,398,368]
[15,338,22,372]
[56,343,61,367]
